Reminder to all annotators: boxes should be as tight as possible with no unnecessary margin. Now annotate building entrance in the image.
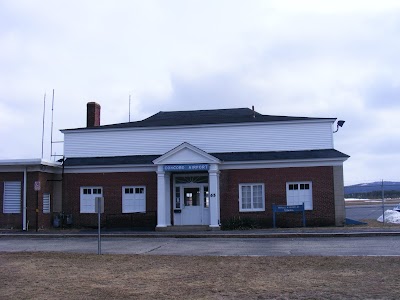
[173,175,210,225]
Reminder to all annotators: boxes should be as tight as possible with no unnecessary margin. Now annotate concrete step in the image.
[156,225,220,232]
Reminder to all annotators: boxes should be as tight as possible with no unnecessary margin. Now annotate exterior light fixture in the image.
[333,120,345,133]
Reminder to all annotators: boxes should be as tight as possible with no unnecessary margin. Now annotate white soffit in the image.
[219,157,347,170]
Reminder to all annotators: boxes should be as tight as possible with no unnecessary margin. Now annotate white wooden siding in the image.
[64,121,334,158]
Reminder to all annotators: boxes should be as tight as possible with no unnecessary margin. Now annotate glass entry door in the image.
[182,187,202,225]
[173,184,209,225]
[173,174,210,226]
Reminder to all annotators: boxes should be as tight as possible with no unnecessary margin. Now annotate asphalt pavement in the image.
[1,203,399,256]
[1,236,399,256]
[346,203,398,221]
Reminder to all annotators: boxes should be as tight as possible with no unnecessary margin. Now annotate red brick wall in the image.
[219,166,335,227]
[0,171,57,229]
[63,172,157,228]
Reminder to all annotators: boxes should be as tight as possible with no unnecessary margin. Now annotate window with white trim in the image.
[80,187,103,213]
[122,186,146,213]
[239,183,265,212]
[43,193,51,214]
[286,182,313,210]
[3,181,21,214]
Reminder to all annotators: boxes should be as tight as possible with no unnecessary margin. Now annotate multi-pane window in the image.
[204,186,209,208]
[175,187,181,209]
[80,187,103,213]
[286,182,313,210]
[239,183,265,212]
[122,186,146,213]
[82,188,101,195]
[3,181,21,214]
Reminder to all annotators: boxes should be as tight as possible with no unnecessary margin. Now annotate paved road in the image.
[1,236,399,256]
[346,204,398,220]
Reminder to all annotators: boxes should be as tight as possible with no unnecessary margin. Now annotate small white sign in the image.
[34,181,41,191]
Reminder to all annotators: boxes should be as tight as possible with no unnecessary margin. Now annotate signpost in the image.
[95,197,104,255]
[272,203,306,228]
[381,180,385,226]
[34,181,41,232]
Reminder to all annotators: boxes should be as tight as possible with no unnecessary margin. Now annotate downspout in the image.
[23,167,27,231]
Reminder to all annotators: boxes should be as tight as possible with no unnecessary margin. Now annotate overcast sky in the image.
[1,0,399,185]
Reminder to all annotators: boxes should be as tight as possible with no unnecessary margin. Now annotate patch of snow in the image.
[377,210,400,224]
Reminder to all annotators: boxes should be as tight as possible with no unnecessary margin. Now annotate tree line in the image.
[345,190,400,199]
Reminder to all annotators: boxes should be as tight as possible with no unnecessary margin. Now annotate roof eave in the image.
[61,118,337,134]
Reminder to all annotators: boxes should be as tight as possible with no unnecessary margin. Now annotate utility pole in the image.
[381,180,385,225]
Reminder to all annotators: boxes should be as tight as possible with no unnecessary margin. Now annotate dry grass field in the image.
[1,252,399,299]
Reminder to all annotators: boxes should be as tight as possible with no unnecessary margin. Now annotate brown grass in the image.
[1,252,399,299]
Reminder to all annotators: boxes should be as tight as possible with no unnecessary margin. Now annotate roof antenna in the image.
[252,105,255,118]
[50,89,55,158]
[129,94,131,122]
[41,92,46,159]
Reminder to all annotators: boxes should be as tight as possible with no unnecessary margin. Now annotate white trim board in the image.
[64,165,157,174]
[63,157,346,174]
[62,118,336,134]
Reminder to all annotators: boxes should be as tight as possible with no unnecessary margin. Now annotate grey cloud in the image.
[140,73,266,114]
[364,79,400,109]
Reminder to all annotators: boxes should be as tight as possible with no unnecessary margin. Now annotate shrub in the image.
[221,216,260,230]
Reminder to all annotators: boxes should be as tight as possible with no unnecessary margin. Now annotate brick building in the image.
[0,160,62,230]
[0,102,349,230]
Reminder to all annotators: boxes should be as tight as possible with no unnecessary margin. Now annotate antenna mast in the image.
[48,89,64,160]
[41,93,46,159]
[50,89,55,158]
[129,94,131,122]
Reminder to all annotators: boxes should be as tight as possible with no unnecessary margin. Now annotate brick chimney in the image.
[87,102,101,127]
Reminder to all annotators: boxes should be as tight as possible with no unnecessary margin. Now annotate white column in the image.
[156,166,167,227]
[209,164,220,228]
[165,172,171,226]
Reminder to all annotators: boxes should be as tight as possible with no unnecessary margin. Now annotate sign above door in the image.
[164,164,209,172]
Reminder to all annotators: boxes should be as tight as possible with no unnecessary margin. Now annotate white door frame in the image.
[173,174,210,225]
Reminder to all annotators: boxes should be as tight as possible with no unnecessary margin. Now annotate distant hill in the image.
[345,181,400,198]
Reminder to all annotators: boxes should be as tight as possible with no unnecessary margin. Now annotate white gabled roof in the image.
[153,142,220,165]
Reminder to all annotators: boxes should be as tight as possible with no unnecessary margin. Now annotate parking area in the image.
[346,203,399,220]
